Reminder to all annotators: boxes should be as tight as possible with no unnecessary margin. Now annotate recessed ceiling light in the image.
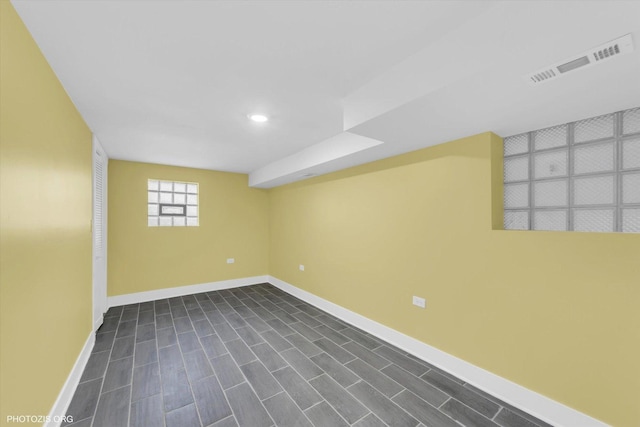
[249,114,268,123]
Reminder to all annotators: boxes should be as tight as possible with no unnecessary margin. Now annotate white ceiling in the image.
[12,0,640,188]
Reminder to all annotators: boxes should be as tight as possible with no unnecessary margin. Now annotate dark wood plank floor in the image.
[64,283,551,427]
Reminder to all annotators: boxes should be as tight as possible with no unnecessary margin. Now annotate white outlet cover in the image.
[412,296,426,308]
[299,264,305,271]
[227,258,235,264]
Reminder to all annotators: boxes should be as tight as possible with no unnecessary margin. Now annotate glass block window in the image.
[148,179,198,227]
[503,106,640,233]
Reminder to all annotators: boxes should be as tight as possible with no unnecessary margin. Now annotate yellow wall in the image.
[0,2,93,424]
[108,160,269,296]
[268,132,640,427]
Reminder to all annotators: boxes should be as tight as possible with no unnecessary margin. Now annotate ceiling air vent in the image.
[524,34,634,85]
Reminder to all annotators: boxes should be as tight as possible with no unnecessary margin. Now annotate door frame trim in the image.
[92,135,108,332]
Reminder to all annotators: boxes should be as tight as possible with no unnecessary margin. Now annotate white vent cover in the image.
[524,34,634,85]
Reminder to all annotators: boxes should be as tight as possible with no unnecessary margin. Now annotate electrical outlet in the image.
[227,258,235,264]
[299,264,305,271]
[412,296,426,309]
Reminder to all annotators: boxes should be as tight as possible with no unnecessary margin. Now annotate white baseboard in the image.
[93,313,104,333]
[268,275,608,427]
[107,275,270,308]
[45,332,95,427]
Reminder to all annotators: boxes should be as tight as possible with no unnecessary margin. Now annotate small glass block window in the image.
[574,113,614,143]
[504,156,529,182]
[533,210,567,231]
[504,134,529,156]
[573,209,614,233]
[573,142,614,175]
[534,150,568,179]
[534,124,567,151]
[148,179,199,227]
[622,173,640,205]
[622,137,640,170]
[622,208,640,233]
[573,175,615,206]
[504,210,529,230]
[623,108,640,135]
[504,183,529,209]
[503,106,640,233]
[534,180,568,207]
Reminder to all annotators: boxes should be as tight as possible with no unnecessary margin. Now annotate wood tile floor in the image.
[64,283,551,427]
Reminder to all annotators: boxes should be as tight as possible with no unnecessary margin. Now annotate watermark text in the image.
[7,415,74,423]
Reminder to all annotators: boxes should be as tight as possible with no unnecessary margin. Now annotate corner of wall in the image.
[489,132,504,230]
[107,161,270,296]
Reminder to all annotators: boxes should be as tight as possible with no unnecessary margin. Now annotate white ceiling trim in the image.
[249,132,383,188]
